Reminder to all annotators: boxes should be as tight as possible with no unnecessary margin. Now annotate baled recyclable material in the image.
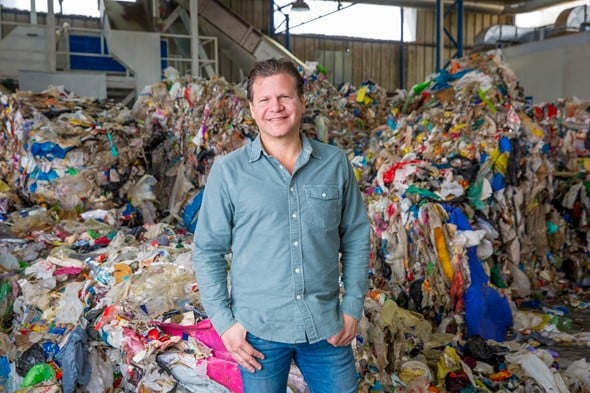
[0,50,590,392]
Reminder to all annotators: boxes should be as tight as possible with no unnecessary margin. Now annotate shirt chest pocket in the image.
[303,185,341,230]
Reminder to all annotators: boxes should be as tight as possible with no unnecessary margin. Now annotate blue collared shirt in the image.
[192,134,370,344]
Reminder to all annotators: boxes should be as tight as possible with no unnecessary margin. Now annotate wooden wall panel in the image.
[285,35,402,93]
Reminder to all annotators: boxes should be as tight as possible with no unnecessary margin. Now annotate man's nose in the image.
[270,97,283,111]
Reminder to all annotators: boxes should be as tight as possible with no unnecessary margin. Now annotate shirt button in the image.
[295,268,300,273]
[291,213,297,219]
[321,192,327,198]
[293,241,299,247]
[290,187,294,192]
[296,295,301,300]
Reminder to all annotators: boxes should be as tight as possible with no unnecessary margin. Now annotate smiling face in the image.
[249,72,305,143]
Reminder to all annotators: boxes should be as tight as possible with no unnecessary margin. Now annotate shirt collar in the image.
[248,135,265,163]
[247,133,323,163]
[302,135,322,160]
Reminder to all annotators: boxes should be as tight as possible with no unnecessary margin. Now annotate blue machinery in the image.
[67,34,168,73]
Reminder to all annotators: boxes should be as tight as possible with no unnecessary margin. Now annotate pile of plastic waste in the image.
[1,49,590,392]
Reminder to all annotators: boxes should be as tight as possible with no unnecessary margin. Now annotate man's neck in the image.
[261,133,302,174]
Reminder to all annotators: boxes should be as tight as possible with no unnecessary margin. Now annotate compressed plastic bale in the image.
[0,89,155,215]
[4,48,590,393]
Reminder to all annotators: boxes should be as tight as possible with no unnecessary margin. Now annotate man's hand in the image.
[220,323,265,372]
[327,313,358,346]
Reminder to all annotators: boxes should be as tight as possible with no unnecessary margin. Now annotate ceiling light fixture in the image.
[290,0,311,12]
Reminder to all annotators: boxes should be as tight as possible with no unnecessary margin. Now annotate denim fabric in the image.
[240,333,358,393]
[193,134,370,344]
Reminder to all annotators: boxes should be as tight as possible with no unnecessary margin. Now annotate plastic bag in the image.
[505,353,569,393]
[54,281,85,325]
[54,174,94,212]
[20,363,55,387]
[564,358,590,392]
[55,326,91,393]
[128,175,157,206]
[16,343,45,377]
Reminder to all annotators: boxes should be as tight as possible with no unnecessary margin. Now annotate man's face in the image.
[249,73,305,142]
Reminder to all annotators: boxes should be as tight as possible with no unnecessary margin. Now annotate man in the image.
[193,58,370,393]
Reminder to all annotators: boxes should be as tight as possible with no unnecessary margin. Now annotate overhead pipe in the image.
[318,0,574,15]
[320,0,503,14]
[501,0,581,15]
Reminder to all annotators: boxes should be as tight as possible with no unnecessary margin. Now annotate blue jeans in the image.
[239,333,359,393]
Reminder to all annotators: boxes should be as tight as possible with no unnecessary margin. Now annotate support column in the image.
[456,0,464,58]
[31,0,37,25]
[190,0,200,78]
[399,7,405,89]
[435,0,443,72]
[47,0,56,72]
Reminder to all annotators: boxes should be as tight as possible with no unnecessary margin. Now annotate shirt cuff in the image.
[341,295,365,321]
[210,309,238,337]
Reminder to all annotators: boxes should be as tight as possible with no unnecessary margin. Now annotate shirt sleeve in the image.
[338,152,371,321]
[192,159,237,336]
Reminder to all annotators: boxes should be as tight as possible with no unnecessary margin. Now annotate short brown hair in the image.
[246,58,304,102]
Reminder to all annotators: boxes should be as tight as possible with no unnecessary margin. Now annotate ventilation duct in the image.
[475,4,590,47]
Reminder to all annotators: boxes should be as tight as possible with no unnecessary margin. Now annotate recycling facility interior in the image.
[1,0,590,392]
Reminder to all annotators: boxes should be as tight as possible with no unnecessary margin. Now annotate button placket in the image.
[289,180,304,310]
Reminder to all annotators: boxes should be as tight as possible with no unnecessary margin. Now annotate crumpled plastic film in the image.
[0,87,158,228]
[1,50,590,393]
